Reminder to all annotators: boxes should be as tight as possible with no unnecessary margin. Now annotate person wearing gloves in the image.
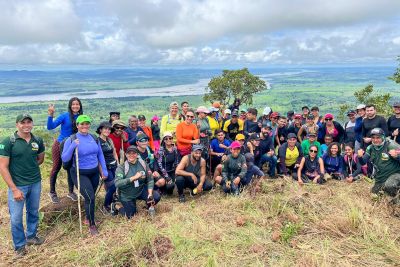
[221,141,247,195]
[113,146,161,218]
[61,115,108,236]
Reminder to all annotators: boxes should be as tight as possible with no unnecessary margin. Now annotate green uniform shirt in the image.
[115,160,154,202]
[366,140,400,184]
[301,140,322,157]
[0,132,45,186]
[222,154,247,181]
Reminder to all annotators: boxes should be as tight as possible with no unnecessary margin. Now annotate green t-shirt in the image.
[0,132,45,186]
[301,140,322,157]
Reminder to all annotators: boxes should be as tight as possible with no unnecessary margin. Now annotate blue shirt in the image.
[61,133,108,176]
[47,112,78,142]
[210,138,231,154]
[126,127,144,145]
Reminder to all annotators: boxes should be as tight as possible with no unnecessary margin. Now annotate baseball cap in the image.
[109,111,120,116]
[136,133,149,142]
[212,101,221,108]
[392,101,400,107]
[346,110,356,116]
[356,104,366,110]
[262,122,272,129]
[294,114,302,119]
[230,141,241,149]
[307,132,317,137]
[270,112,279,118]
[224,109,231,114]
[126,146,139,154]
[287,133,297,139]
[196,106,210,113]
[231,110,239,117]
[76,115,92,124]
[162,131,173,139]
[209,107,219,112]
[324,113,334,119]
[138,115,146,121]
[263,106,272,115]
[240,108,247,113]
[287,110,295,116]
[151,115,160,121]
[192,144,204,152]
[16,113,33,123]
[235,133,245,141]
[307,114,315,120]
[249,133,260,141]
[302,106,310,111]
[311,106,319,111]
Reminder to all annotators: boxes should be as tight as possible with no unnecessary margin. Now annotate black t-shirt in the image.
[100,138,116,167]
[276,126,289,145]
[387,115,400,143]
[362,115,388,137]
[151,124,160,141]
[244,120,260,136]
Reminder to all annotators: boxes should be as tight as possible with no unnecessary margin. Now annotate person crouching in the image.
[113,146,161,218]
[221,141,247,195]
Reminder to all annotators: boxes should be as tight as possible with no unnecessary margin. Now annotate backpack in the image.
[123,157,148,176]
[60,133,98,170]
[9,133,40,147]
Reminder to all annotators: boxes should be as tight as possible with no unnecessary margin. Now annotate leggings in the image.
[104,167,116,207]
[70,167,99,226]
[49,140,74,194]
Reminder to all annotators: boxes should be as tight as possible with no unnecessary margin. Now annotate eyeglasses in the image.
[325,118,333,121]
[309,149,318,153]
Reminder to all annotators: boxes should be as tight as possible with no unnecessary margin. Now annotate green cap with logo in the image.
[16,114,33,123]
[76,115,92,124]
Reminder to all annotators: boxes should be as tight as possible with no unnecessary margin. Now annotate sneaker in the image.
[89,225,99,236]
[100,205,111,216]
[179,194,186,203]
[110,202,119,216]
[14,246,27,259]
[48,192,60,204]
[84,219,101,225]
[234,188,240,196]
[26,236,45,246]
[67,192,78,202]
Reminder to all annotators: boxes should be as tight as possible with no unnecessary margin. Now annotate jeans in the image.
[259,154,278,176]
[242,165,264,185]
[104,167,116,207]
[120,187,161,218]
[8,181,41,250]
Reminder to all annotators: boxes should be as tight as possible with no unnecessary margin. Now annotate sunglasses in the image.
[325,118,333,121]
[186,115,195,118]
[309,149,318,153]
[164,137,173,140]
[114,126,124,130]
[138,139,149,142]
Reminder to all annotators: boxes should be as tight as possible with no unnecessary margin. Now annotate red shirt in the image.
[109,132,129,153]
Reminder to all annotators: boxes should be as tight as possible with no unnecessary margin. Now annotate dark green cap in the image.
[16,113,33,123]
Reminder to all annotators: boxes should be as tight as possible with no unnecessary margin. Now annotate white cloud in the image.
[0,0,81,45]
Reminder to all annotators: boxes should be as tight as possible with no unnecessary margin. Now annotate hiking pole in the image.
[95,179,104,199]
[75,148,83,234]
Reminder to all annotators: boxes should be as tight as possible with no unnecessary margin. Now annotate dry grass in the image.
[1,172,400,267]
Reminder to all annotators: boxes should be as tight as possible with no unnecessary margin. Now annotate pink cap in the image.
[324,113,334,119]
[151,115,160,121]
[230,141,242,149]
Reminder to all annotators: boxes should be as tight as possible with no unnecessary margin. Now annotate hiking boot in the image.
[89,225,99,236]
[100,205,111,216]
[179,194,186,203]
[84,219,101,226]
[48,192,60,204]
[14,246,27,259]
[27,236,44,246]
[67,192,78,202]
[110,202,119,216]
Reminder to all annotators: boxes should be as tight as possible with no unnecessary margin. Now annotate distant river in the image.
[0,79,212,103]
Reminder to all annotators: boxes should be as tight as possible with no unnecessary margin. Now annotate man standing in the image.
[0,114,45,258]
[387,102,400,144]
[344,110,357,146]
[361,104,389,149]
[244,108,260,138]
[175,145,212,202]
[126,115,144,145]
[223,110,244,141]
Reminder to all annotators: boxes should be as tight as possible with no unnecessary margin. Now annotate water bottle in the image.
[148,206,155,218]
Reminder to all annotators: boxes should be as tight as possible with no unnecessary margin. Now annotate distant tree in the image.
[389,56,400,84]
[203,68,267,107]
[339,84,392,120]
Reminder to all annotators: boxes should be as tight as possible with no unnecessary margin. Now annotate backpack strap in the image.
[124,158,148,176]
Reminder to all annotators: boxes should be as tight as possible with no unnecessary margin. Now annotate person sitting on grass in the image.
[135,133,166,192]
[301,132,322,157]
[175,145,213,203]
[156,132,180,195]
[343,143,366,183]
[320,134,333,156]
[278,133,303,177]
[221,141,247,195]
[210,129,231,174]
[294,145,325,185]
[322,142,345,180]
[113,146,161,218]
[297,114,319,142]
[357,128,400,203]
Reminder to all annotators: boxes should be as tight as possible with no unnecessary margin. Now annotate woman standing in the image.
[151,116,161,153]
[319,113,345,144]
[156,132,181,195]
[196,106,212,160]
[176,110,200,156]
[62,115,108,236]
[47,97,83,203]
[295,145,325,185]
[160,102,182,138]
[97,122,118,214]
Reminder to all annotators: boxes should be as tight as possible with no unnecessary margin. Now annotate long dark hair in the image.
[68,97,83,133]
[327,142,341,157]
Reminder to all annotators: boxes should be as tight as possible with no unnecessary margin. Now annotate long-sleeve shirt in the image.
[115,160,154,202]
[176,122,199,151]
[61,133,108,177]
[322,154,344,174]
[142,126,155,151]
[47,112,78,142]
[344,154,363,179]
[222,154,247,181]
[387,115,400,143]
[354,116,363,143]
[125,127,144,145]
[156,146,180,179]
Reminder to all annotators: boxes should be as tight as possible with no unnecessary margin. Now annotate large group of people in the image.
[1,97,400,258]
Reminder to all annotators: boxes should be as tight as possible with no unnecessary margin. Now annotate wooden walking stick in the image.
[75,148,83,234]
[120,138,125,163]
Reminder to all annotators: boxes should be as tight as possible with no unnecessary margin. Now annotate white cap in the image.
[224,109,231,114]
[263,106,272,115]
[356,104,366,110]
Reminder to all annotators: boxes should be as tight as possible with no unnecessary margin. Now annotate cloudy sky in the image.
[0,0,400,67]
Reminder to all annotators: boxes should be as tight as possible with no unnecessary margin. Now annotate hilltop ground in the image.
[1,169,400,267]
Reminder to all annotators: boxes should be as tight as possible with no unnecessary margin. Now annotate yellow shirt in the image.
[208,116,220,137]
[285,146,299,166]
[160,114,182,138]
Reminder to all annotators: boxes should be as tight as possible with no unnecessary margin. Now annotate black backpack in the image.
[60,133,98,170]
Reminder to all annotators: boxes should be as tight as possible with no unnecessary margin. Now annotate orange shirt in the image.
[142,126,155,151]
[176,122,199,151]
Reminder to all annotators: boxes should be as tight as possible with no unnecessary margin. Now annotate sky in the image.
[0,0,400,67]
